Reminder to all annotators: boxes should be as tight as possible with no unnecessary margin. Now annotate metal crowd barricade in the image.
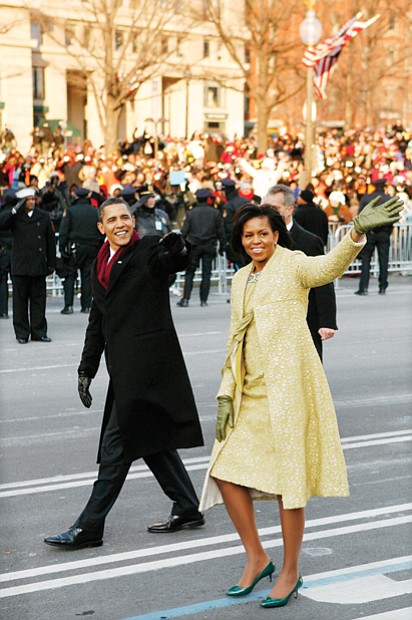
[44,223,411,297]
[328,222,412,286]
[172,253,235,298]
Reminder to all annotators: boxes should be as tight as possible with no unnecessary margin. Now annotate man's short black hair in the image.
[98,197,131,222]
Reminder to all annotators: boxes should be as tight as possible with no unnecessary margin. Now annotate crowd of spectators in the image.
[1,122,412,231]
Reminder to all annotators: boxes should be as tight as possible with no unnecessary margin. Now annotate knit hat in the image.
[328,190,346,205]
[300,189,314,203]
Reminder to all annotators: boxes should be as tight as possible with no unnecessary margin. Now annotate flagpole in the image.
[300,1,322,188]
[304,66,315,188]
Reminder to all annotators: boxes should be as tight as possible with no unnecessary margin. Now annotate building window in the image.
[33,67,45,100]
[161,36,168,55]
[388,12,396,31]
[387,47,396,67]
[65,27,75,46]
[204,83,223,108]
[83,25,91,49]
[176,36,183,57]
[115,30,123,50]
[132,30,139,53]
[31,22,42,47]
[203,39,210,58]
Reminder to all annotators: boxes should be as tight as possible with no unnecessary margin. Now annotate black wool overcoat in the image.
[0,206,56,275]
[290,221,337,357]
[78,236,203,463]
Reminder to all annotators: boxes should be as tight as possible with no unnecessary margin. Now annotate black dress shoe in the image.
[200,301,208,307]
[33,336,52,342]
[80,307,91,314]
[378,287,386,295]
[176,299,189,307]
[0,313,9,319]
[354,290,368,296]
[17,337,29,344]
[61,306,74,314]
[44,526,103,550]
[147,513,205,533]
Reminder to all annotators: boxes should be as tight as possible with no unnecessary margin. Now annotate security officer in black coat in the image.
[355,178,393,295]
[58,188,104,314]
[178,188,226,307]
[0,190,16,318]
[131,191,172,238]
[294,188,329,246]
[0,187,56,343]
[221,178,249,269]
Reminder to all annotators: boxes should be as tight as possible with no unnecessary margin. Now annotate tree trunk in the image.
[103,96,122,154]
[256,98,269,156]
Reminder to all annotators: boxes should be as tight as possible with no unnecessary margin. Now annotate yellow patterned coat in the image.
[199,232,366,510]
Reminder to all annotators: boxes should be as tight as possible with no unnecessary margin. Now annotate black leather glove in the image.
[78,372,92,408]
[160,231,186,254]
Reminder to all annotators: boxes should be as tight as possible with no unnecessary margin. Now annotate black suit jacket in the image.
[290,221,337,359]
[78,236,203,463]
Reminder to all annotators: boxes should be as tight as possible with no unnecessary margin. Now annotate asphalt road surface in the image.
[1,273,411,620]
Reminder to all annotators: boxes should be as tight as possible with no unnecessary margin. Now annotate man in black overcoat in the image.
[294,188,329,246]
[0,187,55,343]
[355,178,393,295]
[221,178,249,269]
[177,188,226,307]
[44,197,204,550]
[58,187,104,314]
[264,185,337,360]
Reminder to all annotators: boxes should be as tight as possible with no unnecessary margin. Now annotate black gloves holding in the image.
[78,372,92,408]
[160,231,186,255]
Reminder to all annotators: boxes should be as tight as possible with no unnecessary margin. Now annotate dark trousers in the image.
[63,246,96,310]
[75,403,200,534]
[310,328,323,362]
[183,242,216,303]
[0,271,9,315]
[359,230,391,292]
[0,249,11,315]
[12,274,47,340]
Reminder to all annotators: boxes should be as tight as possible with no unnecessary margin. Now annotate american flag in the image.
[301,12,380,99]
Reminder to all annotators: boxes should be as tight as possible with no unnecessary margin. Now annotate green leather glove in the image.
[353,195,403,235]
[216,396,234,442]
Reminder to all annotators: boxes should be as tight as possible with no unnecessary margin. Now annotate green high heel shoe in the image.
[260,574,303,608]
[226,561,275,597]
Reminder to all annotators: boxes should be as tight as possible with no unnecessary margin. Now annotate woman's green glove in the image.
[353,195,403,235]
[216,396,234,442]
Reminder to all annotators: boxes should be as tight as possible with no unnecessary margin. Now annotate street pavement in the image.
[0,273,411,620]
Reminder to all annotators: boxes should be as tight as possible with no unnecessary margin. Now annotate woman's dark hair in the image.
[231,203,293,259]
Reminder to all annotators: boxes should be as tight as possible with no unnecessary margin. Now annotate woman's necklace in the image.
[247,271,262,283]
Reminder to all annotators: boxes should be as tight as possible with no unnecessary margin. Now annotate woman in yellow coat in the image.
[199,198,403,609]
